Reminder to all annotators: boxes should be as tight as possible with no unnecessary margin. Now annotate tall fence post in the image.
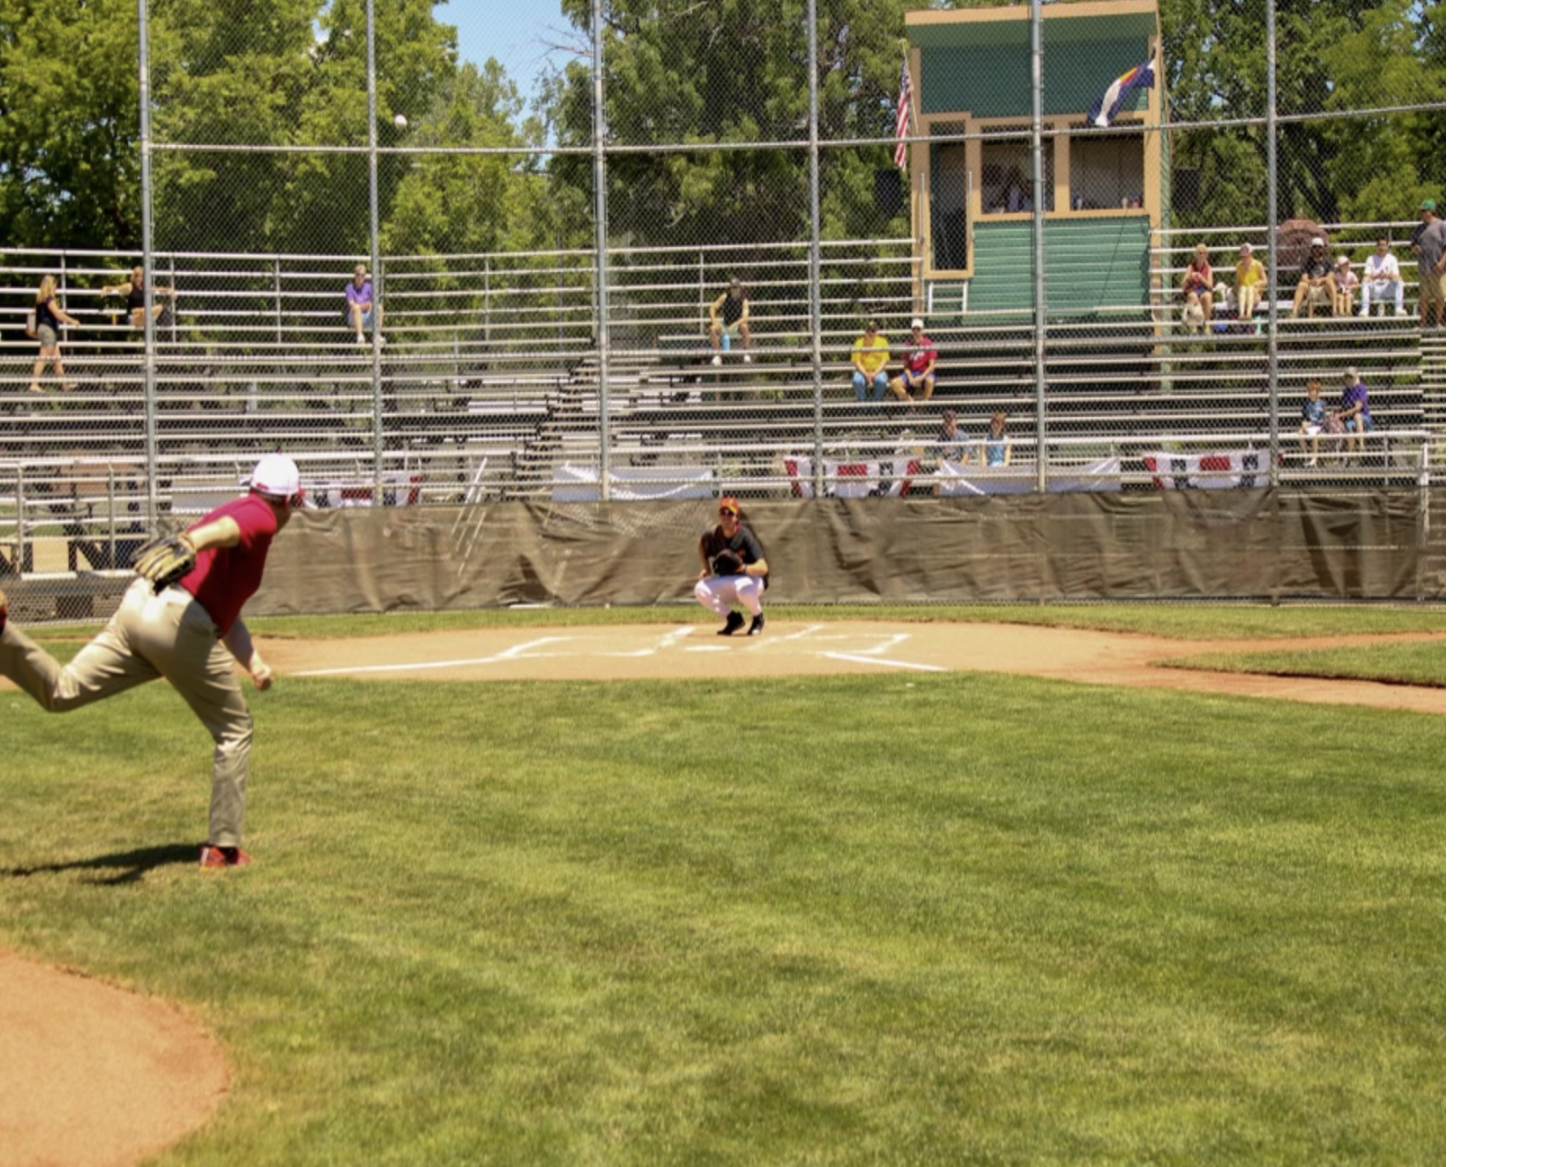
[807,0,825,500]
[136,0,160,513]
[367,0,385,496]
[1029,3,1046,493]
[592,0,613,500]
[1264,0,1282,484]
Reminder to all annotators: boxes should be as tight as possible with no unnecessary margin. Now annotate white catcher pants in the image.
[694,574,765,618]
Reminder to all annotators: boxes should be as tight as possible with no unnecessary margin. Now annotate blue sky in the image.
[438,0,581,99]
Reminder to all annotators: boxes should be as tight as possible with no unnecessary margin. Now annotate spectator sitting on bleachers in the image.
[850,320,890,402]
[1361,238,1405,317]
[1336,366,1375,461]
[1292,237,1338,318]
[1333,256,1358,317]
[99,266,176,329]
[888,318,937,404]
[1297,379,1336,467]
[708,278,752,366]
[981,411,1009,467]
[1181,243,1215,333]
[1234,243,1268,320]
[934,409,970,466]
[345,264,383,346]
[27,275,80,394]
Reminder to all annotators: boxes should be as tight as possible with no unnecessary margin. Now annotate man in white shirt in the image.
[1361,237,1404,317]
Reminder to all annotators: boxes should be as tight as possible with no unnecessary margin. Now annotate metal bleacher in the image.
[3,228,1445,575]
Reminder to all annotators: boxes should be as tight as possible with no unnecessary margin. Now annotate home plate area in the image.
[278,622,955,683]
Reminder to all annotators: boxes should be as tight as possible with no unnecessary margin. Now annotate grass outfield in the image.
[1161,641,1448,687]
[0,610,1445,1165]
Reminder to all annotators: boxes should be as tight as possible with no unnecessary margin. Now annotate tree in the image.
[542,0,921,252]
[0,0,142,248]
[1159,0,1446,228]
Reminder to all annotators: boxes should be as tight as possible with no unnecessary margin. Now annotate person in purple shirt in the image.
[344,264,383,345]
[1336,366,1374,461]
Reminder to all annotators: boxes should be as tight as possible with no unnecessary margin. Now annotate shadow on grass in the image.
[2,842,202,885]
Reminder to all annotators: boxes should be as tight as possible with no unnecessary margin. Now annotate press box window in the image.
[1070,132,1144,210]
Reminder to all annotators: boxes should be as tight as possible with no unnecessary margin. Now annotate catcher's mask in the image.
[250,453,305,510]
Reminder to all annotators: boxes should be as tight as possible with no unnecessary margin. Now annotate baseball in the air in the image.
[393,114,408,128]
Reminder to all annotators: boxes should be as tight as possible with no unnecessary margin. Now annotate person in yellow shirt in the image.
[1234,242,1268,320]
[850,320,891,402]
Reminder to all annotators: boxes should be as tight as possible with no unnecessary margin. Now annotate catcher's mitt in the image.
[711,549,744,576]
[132,533,198,593]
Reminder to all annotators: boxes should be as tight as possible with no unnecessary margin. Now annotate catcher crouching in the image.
[0,453,305,869]
[695,496,768,636]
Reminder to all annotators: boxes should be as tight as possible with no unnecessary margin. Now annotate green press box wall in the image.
[915,21,1155,119]
[932,216,1151,320]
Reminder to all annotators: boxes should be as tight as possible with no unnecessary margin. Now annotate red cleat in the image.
[199,845,254,869]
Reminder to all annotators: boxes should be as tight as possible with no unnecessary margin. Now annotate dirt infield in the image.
[0,619,1444,1166]
[271,619,1447,715]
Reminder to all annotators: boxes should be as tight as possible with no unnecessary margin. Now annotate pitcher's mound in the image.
[0,948,228,1167]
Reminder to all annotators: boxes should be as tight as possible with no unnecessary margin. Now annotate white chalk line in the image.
[293,637,571,676]
[823,652,947,673]
[745,622,825,650]
[603,626,697,657]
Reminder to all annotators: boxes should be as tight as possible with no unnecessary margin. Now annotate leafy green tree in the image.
[1159,0,1446,228]
[149,0,462,255]
[544,0,920,252]
[0,0,141,248]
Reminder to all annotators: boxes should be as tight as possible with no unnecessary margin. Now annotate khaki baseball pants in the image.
[0,579,254,847]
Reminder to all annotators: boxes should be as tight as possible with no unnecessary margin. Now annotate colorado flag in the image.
[1087,57,1156,128]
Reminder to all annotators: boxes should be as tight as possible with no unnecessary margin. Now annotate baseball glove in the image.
[132,533,198,593]
[711,549,744,576]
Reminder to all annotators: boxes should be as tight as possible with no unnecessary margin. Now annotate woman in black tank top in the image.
[99,265,176,329]
[28,275,81,393]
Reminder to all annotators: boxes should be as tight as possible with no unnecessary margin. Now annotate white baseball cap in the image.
[910,317,925,329]
[250,453,302,504]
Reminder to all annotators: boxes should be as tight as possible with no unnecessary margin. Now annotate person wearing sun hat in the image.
[694,496,769,636]
[1332,254,1359,317]
[1410,198,1446,327]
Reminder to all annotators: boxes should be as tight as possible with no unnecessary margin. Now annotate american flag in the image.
[893,58,913,169]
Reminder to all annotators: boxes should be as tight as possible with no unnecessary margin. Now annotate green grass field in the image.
[1161,641,1448,687]
[0,606,1446,1166]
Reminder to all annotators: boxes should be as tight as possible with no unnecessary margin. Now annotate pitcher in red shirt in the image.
[0,454,305,869]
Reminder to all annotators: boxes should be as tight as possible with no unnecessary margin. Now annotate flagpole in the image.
[1029,2,1046,494]
[897,38,918,317]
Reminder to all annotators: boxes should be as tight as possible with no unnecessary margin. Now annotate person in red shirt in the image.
[1181,243,1215,332]
[889,318,938,403]
[0,454,304,869]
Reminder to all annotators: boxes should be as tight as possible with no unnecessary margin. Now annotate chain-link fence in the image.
[2,0,1446,587]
